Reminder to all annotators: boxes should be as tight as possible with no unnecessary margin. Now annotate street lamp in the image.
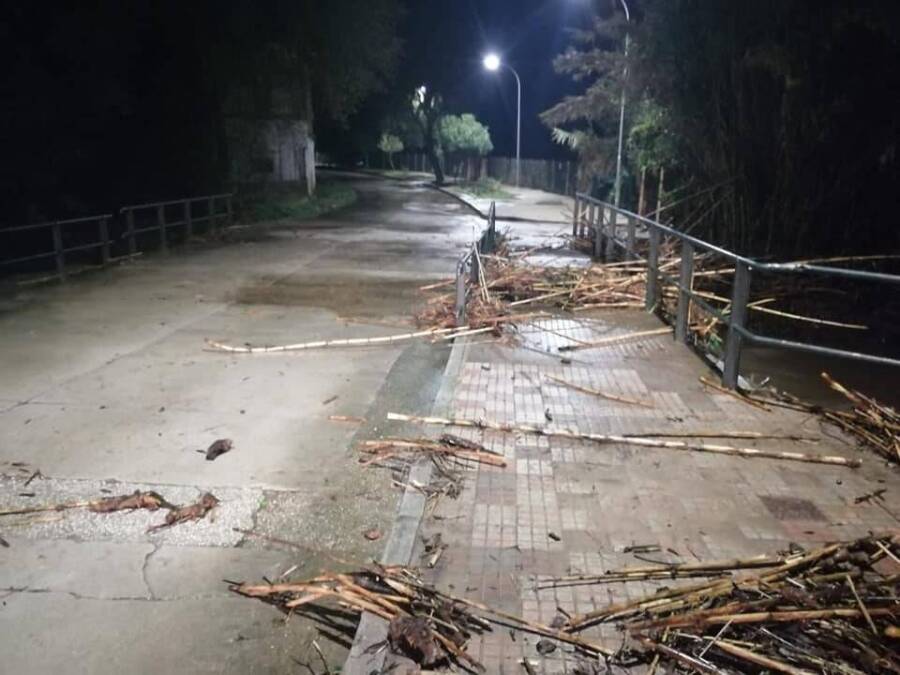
[612,0,631,208]
[482,53,522,187]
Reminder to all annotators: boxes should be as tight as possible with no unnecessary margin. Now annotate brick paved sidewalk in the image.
[411,312,899,673]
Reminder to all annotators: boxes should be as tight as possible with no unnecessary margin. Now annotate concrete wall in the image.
[227,118,315,194]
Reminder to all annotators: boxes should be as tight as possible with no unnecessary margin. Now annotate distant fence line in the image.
[0,194,233,283]
[381,152,583,196]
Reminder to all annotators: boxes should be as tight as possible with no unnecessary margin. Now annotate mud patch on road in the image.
[232,277,424,318]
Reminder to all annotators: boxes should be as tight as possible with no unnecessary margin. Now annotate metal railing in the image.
[455,202,497,323]
[0,193,232,283]
[0,215,114,281]
[119,193,232,257]
[573,192,900,389]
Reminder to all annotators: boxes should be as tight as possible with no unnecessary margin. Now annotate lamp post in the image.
[483,53,522,187]
[612,0,631,208]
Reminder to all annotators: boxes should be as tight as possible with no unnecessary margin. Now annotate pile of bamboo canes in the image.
[744,373,899,464]
[229,565,614,671]
[820,373,900,463]
[563,534,899,674]
[416,254,653,330]
[231,536,897,671]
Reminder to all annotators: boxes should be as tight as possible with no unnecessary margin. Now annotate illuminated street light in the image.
[482,52,522,187]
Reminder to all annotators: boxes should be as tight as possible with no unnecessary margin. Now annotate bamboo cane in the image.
[558,327,673,352]
[640,607,897,630]
[544,374,654,408]
[700,375,772,412]
[0,500,91,517]
[205,327,459,353]
[711,641,815,675]
[385,413,860,468]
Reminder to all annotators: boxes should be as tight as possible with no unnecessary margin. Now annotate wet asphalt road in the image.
[0,173,481,673]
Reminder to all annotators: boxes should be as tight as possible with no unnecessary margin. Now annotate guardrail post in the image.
[723,261,751,389]
[157,204,168,253]
[52,222,66,281]
[592,211,603,259]
[572,195,580,237]
[99,217,111,266]
[126,210,137,256]
[605,207,616,261]
[225,195,233,227]
[469,246,479,284]
[455,261,467,324]
[184,201,193,239]
[209,196,216,234]
[627,216,636,260]
[645,227,660,310]
[487,202,496,252]
[675,241,694,344]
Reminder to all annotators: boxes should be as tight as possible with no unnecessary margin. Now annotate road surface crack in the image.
[141,542,161,600]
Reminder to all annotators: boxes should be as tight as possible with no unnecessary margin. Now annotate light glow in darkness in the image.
[482,53,501,71]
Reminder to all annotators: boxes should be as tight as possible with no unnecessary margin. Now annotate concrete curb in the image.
[431,185,489,220]
[342,337,470,675]
[434,184,571,226]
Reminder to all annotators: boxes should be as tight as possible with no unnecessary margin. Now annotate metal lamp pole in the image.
[612,0,631,207]
[483,54,522,187]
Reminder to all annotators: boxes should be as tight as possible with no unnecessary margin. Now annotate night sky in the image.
[419,0,598,159]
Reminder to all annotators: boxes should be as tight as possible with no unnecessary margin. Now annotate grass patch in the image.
[458,177,514,199]
[369,168,433,180]
[243,181,357,223]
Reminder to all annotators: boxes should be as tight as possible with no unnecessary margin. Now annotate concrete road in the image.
[0,173,480,673]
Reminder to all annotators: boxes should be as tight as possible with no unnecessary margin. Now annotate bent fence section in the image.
[573,193,900,389]
[455,202,497,324]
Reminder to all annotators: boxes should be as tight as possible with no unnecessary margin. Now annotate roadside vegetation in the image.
[241,181,357,223]
[543,1,900,258]
[456,177,513,200]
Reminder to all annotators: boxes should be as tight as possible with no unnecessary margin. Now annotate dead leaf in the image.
[388,615,442,666]
[148,493,219,532]
[89,490,171,513]
[202,439,234,461]
[536,638,557,655]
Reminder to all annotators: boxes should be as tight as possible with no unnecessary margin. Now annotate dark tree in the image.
[545,0,900,258]
[2,0,401,222]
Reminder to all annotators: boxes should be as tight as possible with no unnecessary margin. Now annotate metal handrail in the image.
[573,192,900,388]
[0,214,114,281]
[1,192,233,283]
[119,193,233,256]
[119,193,233,212]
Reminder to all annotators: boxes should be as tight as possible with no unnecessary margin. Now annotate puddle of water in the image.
[740,345,900,409]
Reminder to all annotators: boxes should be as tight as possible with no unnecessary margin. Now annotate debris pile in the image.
[747,372,899,464]
[359,435,505,513]
[230,536,898,671]
[229,565,611,671]
[562,534,900,674]
[416,255,651,331]
[360,435,507,468]
[821,373,899,463]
